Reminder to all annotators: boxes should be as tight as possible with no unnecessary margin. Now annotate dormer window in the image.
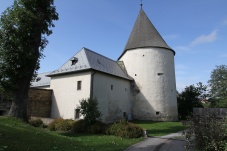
[36,77,41,82]
[71,57,78,65]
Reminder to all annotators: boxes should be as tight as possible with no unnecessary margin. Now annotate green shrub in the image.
[185,116,227,151]
[48,118,64,131]
[89,120,106,134]
[78,98,102,125]
[72,119,106,134]
[29,118,43,127]
[55,119,75,131]
[72,119,87,133]
[106,120,144,138]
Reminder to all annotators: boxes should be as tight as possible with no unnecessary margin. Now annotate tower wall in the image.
[120,47,178,121]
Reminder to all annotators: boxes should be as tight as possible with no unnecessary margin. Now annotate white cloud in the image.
[190,30,218,47]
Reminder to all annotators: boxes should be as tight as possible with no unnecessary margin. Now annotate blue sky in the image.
[1,0,227,91]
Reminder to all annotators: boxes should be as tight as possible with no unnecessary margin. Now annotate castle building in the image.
[31,6,178,122]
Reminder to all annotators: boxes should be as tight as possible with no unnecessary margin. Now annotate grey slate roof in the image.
[48,47,132,80]
[30,72,51,87]
[118,8,175,59]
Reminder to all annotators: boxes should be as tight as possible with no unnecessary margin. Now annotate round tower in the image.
[119,7,178,121]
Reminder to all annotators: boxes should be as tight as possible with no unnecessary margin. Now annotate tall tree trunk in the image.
[8,79,30,121]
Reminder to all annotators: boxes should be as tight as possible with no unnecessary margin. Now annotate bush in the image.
[78,98,102,125]
[185,116,227,151]
[48,118,64,131]
[72,119,106,134]
[29,118,44,127]
[106,120,144,138]
[55,119,75,131]
[89,120,106,134]
[72,119,87,133]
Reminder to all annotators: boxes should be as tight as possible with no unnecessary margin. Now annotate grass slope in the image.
[132,120,187,136]
[0,117,142,151]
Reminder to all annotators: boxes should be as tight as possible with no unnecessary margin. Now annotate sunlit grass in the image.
[0,117,143,151]
[131,120,187,136]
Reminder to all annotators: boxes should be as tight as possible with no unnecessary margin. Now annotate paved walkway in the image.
[125,131,192,151]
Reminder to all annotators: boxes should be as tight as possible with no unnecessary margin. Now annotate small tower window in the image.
[77,81,82,90]
[71,57,78,66]
[135,74,137,76]
[123,112,127,118]
[156,111,160,115]
[111,85,113,90]
[157,73,164,76]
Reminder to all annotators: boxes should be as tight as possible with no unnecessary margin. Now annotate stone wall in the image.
[0,88,52,117]
[27,88,52,118]
[193,108,227,118]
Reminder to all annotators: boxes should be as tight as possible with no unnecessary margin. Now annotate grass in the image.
[0,117,142,151]
[131,120,187,136]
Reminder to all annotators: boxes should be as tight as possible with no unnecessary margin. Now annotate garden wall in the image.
[27,88,52,118]
[193,108,227,118]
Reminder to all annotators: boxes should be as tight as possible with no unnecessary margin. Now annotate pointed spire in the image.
[118,8,175,59]
[140,0,143,8]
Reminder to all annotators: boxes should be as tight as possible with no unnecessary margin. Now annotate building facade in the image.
[31,7,178,122]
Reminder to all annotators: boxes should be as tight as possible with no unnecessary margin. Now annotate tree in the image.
[78,98,102,125]
[177,82,208,119]
[0,0,58,121]
[208,65,227,100]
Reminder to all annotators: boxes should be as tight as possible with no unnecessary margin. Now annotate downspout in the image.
[90,71,96,99]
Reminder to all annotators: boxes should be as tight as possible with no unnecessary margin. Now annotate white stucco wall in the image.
[50,71,91,119]
[92,72,133,123]
[120,47,178,121]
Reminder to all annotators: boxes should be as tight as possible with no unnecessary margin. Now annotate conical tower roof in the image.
[118,8,175,59]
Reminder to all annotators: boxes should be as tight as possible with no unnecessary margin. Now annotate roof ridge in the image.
[83,47,117,63]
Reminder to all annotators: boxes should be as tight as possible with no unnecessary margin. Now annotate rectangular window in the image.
[111,85,113,90]
[157,73,164,76]
[77,81,82,90]
[75,109,80,119]
[156,111,160,115]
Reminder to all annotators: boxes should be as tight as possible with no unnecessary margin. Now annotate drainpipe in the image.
[90,71,96,99]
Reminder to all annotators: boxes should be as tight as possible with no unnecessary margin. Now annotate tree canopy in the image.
[177,82,208,119]
[208,65,227,99]
[0,0,58,120]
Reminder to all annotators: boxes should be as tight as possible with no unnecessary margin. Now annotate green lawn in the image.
[0,117,142,151]
[132,120,187,136]
[0,117,187,151]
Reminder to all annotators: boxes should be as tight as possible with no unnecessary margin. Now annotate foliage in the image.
[185,116,227,151]
[29,118,44,127]
[0,0,58,120]
[72,119,87,133]
[132,120,187,136]
[54,119,75,131]
[72,119,106,134]
[78,98,102,125]
[0,116,142,151]
[48,118,64,131]
[89,120,106,134]
[106,120,144,138]
[177,82,207,120]
[208,65,227,100]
